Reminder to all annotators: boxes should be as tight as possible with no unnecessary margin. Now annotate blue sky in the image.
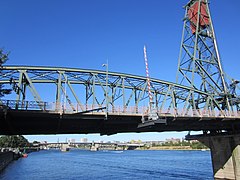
[1,0,240,142]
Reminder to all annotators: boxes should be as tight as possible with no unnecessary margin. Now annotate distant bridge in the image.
[40,142,145,151]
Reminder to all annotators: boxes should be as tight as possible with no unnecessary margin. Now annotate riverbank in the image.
[0,148,38,172]
[138,146,210,151]
[0,151,20,171]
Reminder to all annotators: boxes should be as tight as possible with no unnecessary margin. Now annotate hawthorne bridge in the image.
[0,0,240,179]
[0,65,240,135]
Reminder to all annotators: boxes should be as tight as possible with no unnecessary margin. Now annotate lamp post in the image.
[102,60,108,120]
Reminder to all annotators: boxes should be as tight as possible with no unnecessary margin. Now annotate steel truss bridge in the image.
[0,0,240,136]
[40,142,145,150]
[0,65,240,135]
[1,1,240,178]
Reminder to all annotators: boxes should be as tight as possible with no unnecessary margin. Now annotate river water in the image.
[0,149,213,180]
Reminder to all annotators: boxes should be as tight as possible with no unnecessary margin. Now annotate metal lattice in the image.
[176,0,240,111]
[0,0,239,124]
[0,66,234,118]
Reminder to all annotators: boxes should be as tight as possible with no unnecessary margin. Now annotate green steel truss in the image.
[0,65,232,116]
[177,0,240,111]
[0,0,239,119]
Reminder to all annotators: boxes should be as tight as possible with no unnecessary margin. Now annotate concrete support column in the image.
[198,134,240,180]
[90,143,99,151]
[232,136,240,179]
[60,144,70,152]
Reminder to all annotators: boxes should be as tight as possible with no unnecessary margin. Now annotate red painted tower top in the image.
[188,0,209,34]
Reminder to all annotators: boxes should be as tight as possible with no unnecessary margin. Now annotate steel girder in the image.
[176,0,239,111]
[0,65,228,116]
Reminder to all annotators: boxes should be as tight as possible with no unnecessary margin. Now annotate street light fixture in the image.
[102,59,108,120]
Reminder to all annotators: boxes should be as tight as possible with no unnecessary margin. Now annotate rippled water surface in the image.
[0,149,213,180]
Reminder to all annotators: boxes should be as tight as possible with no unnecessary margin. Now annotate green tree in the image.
[0,49,9,65]
[0,84,11,98]
[190,141,208,149]
[0,48,11,98]
[0,135,30,148]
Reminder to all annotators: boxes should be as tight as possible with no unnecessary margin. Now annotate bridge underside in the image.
[1,109,240,135]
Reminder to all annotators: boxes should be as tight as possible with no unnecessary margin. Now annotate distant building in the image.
[189,139,199,144]
[144,141,164,146]
[165,138,181,144]
[71,139,75,143]
[129,140,142,144]
[80,138,88,143]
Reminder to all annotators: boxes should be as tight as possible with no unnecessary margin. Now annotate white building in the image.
[80,138,88,143]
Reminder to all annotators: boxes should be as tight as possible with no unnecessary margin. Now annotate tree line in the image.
[0,135,30,148]
[152,140,208,149]
[0,49,27,149]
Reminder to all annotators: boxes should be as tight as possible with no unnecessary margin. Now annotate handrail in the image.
[1,99,240,119]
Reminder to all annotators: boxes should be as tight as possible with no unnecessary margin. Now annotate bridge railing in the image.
[1,99,240,119]
[51,103,149,115]
[0,99,49,111]
[63,104,240,119]
[157,108,240,119]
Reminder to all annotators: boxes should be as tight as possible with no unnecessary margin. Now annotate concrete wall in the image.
[199,134,240,180]
[0,152,14,171]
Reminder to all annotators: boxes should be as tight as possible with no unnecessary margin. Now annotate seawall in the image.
[0,152,15,171]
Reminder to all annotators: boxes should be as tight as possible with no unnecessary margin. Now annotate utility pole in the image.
[102,60,109,120]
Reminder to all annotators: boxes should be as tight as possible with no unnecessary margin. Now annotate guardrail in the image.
[1,99,240,119]
[0,99,49,111]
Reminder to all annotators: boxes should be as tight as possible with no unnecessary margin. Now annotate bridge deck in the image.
[1,108,240,135]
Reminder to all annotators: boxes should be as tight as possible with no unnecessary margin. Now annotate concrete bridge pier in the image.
[60,144,70,152]
[90,143,99,151]
[189,133,240,180]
